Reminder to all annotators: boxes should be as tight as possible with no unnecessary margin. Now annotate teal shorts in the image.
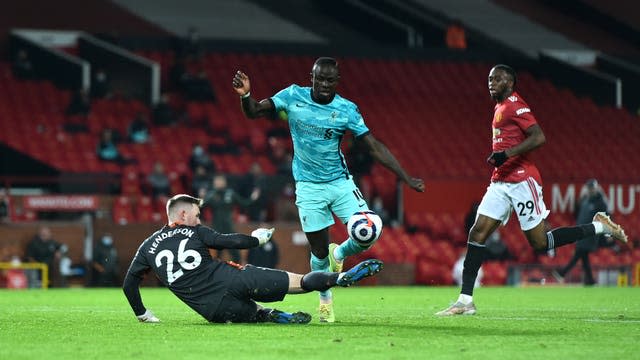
[295,175,369,232]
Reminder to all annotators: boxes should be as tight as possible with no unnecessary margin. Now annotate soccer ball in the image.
[347,210,383,247]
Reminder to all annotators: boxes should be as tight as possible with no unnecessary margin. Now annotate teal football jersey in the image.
[271,85,369,182]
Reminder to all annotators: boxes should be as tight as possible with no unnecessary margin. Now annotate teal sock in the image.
[336,238,368,260]
[310,253,329,272]
[310,253,331,299]
[320,289,332,301]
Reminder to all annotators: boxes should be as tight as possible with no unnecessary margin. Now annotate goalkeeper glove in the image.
[487,151,508,167]
[137,309,160,323]
[251,228,275,245]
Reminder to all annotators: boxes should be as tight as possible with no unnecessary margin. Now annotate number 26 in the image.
[155,238,202,284]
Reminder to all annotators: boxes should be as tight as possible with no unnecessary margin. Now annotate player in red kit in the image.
[436,64,628,316]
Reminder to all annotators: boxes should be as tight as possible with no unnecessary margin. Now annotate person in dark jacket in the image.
[553,179,608,285]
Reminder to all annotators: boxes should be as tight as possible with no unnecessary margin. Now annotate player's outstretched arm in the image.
[123,272,159,323]
[361,134,425,192]
[232,70,274,119]
[199,226,272,249]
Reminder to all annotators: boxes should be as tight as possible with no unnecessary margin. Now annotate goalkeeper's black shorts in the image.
[209,264,289,323]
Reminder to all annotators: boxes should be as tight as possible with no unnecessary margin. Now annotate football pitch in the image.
[1,286,638,360]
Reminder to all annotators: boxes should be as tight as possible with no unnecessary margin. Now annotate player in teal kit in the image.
[232,57,424,322]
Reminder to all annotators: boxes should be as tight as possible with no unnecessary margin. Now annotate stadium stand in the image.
[1,53,639,283]
[0,1,638,287]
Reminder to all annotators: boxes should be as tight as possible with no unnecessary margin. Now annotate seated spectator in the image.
[91,234,119,287]
[184,70,217,102]
[12,49,35,80]
[484,232,511,261]
[25,226,61,287]
[371,195,391,226]
[66,88,91,117]
[239,162,268,221]
[127,112,150,144]
[202,174,254,263]
[191,165,211,195]
[152,94,178,126]
[147,162,171,199]
[97,128,123,162]
[189,143,216,174]
[169,57,189,91]
[91,68,111,99]
[208,134,238,154]
[63,88,91,133]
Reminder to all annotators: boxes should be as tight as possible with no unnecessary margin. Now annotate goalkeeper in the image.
[123,194,382,324]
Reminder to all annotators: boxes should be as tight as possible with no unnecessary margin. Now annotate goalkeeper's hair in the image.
[166,194,203,218]
[493,64,517,87]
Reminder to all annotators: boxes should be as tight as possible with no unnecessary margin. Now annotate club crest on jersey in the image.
[494,112,502,123]
[508,95,518,102]
[492,127,502,141]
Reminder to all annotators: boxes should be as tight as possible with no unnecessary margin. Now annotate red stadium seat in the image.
[135,196,157,223]
[121,167,141,195]
[415,259,453,285]
[481,261,508,286]
[113,196,134,225]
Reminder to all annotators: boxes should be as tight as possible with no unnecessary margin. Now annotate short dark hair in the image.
[493,64,517,87]
[166,194,203,216]
[313,57,338,72]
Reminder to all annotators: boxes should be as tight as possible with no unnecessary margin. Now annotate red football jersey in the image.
[490,91,542,184]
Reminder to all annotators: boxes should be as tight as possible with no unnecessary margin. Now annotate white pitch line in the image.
[475,316,640,324]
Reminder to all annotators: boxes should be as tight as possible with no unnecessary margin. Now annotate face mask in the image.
[102,236,113,246]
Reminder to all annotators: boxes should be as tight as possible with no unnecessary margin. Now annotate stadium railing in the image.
[539,51,622,108]
[78,35,160,105]
[9,28,89,91]
[596,54,640,113]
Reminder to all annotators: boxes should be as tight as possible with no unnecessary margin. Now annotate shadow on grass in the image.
[189,320,563,336]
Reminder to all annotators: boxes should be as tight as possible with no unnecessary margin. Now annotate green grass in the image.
[1,286,638,360]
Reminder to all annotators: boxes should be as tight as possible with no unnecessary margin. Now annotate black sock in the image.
[547,224,595,250]
[301,272,339,292]
[254,308,273,323]
[461,242,486,296]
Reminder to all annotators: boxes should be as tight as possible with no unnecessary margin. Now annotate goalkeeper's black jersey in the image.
[124,224,258,320]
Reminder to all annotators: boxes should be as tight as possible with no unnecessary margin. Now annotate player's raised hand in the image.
[407,178,425,192]
[136,309,160,323]
[232,70,251,97]
[251,227,275,245]
[487,151,508,167]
